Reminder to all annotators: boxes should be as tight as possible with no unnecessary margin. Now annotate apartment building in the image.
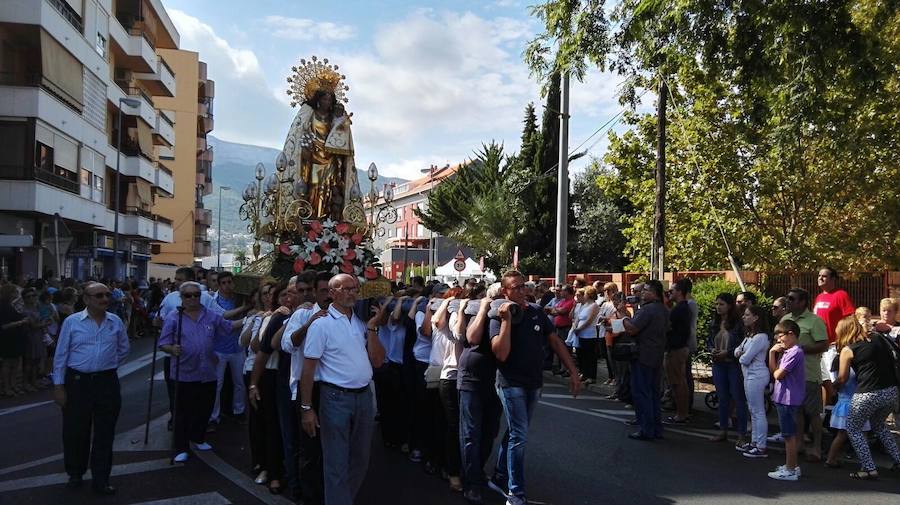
[0,0,184,281]
[150,52,214,269]
[366,164,472,280]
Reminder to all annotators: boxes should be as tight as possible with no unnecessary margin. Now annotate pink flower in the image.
[309,220,323,233]
[364,266,378,280]
[279,242,292,256]
[321,242,332,253]
[335,222,350,235]
[343,248,357,261]
[340,261,354,274]
[307,230,319,241]
[292,258,306,273]
[309,252,322,265]
[351,233,363,245]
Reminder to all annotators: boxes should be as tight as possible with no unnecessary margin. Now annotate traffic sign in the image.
[453,259,466,272]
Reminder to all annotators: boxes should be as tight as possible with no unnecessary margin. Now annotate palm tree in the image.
[234,250,248,270]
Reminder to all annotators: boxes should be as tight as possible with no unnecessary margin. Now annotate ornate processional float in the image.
[234,56,396,297]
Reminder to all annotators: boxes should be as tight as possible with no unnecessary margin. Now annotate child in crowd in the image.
[767,320,805,481]
[854,307,872,332]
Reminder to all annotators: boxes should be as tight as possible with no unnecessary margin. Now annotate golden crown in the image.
[286,56,349,108]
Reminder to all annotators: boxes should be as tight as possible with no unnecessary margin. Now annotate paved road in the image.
[1,339,898,505]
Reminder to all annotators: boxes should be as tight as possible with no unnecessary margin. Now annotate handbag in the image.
[610,336,638,362]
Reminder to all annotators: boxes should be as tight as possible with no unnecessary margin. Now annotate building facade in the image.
[0,0,184,281]
[366,164,472,280]
[149,52,213,268]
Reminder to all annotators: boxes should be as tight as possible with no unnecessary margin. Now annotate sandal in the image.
[849,470,878,480]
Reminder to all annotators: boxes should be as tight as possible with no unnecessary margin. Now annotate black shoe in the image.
[92,484,116,495]
[624,418,639,426]
[66,476,83,489]
[628,432,653,441]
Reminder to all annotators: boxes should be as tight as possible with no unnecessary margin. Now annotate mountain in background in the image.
[202,135,408,257]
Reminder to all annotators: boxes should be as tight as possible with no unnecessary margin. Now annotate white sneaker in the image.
[766,433,785,443]
[191,442,213,451]
[173,452,189,463]
[769,466,799,481]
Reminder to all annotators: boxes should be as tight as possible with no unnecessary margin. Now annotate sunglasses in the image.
[182,292,201,299]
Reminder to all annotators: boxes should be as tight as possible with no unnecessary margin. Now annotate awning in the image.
[40,30,83,110]
[136,120,154,159]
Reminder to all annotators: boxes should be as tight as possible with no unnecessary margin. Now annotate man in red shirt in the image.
[813,267,855,344]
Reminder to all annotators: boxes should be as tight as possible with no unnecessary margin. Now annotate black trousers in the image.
[173,380,216,453]
[373,362,404,446]
[600,342,615,379]
[62,368,121,486]
[246,371,284,479]
[438,379,461,476]
[411,360,431,453]
[577,338,599,380]
[296,384,323,505]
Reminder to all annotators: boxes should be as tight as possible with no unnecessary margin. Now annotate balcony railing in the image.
[34,167,79,194]
[0,72,41,87]
[48,0,84,33]
[119,85,155,107]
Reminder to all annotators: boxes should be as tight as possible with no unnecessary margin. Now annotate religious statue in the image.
[283,56,366,228]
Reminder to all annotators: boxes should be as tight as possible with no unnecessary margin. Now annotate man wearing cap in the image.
[52,282,130,495]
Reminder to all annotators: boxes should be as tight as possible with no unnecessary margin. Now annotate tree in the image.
[416,143,521,273]
[234,250,248,270]
[570,161,630,271]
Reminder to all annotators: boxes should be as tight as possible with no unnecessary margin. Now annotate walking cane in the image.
[142,327,160,445]
[170,306,185,464]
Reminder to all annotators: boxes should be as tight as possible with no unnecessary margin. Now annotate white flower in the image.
[298,250,310,260]
[337,237,350,253]
[289,245,301,254]
[330,266,340,274]
[324,248,341,263]
[322,218,337,230]
[304,240,317,254]
[320,229,337,244]
[353,265,362,275]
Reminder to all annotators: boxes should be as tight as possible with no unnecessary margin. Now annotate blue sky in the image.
[161,0,633,180]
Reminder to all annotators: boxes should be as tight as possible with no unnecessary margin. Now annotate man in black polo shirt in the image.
[488,271,580,505]
[623,280,669,441]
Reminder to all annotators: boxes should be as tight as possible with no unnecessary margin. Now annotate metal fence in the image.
[758,271,888,312]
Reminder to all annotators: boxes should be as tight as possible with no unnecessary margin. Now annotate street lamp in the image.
[113,96,140,281]
[217,186,231,270]
[420,165,437,279]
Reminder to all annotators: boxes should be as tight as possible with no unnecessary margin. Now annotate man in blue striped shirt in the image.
[52,282,130,495]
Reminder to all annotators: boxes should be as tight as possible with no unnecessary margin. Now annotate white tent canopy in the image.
[434,257,494,281]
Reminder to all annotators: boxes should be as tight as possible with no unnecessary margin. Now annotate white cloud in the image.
[168,9,294,148]
[262,16,356,41]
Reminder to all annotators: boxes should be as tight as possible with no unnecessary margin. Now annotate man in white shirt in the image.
[299,274,385,505]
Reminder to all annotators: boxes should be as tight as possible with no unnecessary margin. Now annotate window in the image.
[418,224,425,237]
[36,142,54,171]
[95,33,106,58]
[80,168,90,185]
[93,174,104,202]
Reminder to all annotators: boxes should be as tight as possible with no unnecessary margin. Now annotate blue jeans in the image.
[712,362,747,435]
[630,362,662,438]
[494,386,540,498]
[318,384,375,505]
[275,374,299,493]
[459,386,502,490]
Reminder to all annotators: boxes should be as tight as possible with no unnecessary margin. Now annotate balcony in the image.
[155,218,173,243]
[195,208,213,226]
[198,147,214,162]
[118,212,172,242]
[0,179,111,229]
[155,164,173,197]
[108,145,156,186]
[135,58,176,98]
[109,16,157,73]
[108,84,156,127]
[153,111,175,146]
[197,136,207,152]
[198,115,214,135]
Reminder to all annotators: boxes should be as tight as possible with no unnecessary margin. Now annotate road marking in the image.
[0,400,54,417]
[541,393,605,400]
[0,458,174,493]
[588,408,632,416]
[130,491,231,505]
[0,453,63,476]
[538,401,709,440]
[118,351,164,378]
[193,450,294,505]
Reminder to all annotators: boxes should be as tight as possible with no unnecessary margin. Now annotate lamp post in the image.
[420,165,436,279]
[113,97,141,281]
[216,186,231,270]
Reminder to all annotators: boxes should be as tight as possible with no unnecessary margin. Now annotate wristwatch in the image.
[367,327,378,335]
[300,404,312,411]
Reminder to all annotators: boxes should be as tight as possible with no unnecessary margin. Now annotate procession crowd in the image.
[1,266,899,504]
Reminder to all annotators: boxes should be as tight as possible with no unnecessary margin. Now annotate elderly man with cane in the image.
[159,282,242,463]
[52,282,130,495]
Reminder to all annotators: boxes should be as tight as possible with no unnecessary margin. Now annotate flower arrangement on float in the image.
[276,218,380,281]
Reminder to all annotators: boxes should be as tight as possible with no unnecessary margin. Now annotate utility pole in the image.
[651,79,667,280]
[554,73,570,286]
